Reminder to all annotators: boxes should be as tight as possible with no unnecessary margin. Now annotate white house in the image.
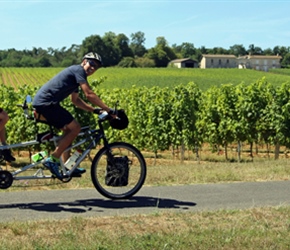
[200,54,282,72]
[237,55,282,71]
[200,54,237,69]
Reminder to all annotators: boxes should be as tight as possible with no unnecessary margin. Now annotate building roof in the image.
[202,54,236,58]
[237,55,282,59]
[170,58,198,63]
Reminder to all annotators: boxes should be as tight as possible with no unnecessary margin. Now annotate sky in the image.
[1,0,290,51]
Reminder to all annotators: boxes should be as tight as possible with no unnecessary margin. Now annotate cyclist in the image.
[32,52,114,179]
[0,108,16,162]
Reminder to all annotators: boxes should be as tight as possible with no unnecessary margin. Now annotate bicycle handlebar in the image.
[17,99,32,119]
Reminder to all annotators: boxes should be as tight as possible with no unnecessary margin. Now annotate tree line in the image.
[1,31,290,68]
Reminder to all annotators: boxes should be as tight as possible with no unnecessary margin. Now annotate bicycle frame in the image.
[0,97,110,182]
[0,126,102,181]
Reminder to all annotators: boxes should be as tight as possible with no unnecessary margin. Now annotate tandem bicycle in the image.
[0,96,147,199]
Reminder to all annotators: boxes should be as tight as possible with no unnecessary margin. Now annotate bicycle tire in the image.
[91,142,146,199]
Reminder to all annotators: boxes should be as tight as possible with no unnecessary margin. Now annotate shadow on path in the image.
[0,196,197,214]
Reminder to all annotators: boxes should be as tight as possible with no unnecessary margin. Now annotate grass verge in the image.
[0,207,289,249]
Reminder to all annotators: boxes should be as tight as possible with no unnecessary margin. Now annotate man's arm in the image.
[76,82,111,112]
[70,92,94,112]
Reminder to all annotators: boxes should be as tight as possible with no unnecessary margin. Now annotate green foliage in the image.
[196,86,221,148]
[130,31,147,57]
[2,68,290,159]
[134,57,155,68]
[169,83,201,149]
[145,37,177,67]
[117,57,137,68]
[270,68,290,75]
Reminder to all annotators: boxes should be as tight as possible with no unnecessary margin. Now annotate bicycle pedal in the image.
[71,172,82,177]
[63,172,83,178]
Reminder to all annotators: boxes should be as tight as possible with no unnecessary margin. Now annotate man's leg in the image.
[51,119,81,159]
[0,109,15,162]
[0,109,9,144]
[43,119,81,179]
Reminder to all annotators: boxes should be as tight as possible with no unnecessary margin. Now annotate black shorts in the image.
[33,104,74,129]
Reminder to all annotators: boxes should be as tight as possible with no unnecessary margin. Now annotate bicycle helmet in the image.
[109,110,129,130]
[82,52,103,66]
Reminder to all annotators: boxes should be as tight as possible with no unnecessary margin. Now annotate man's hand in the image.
[93,108,117,119]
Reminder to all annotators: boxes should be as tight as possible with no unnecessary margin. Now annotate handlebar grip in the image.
[17,104,29,110]
[98,111,109,120]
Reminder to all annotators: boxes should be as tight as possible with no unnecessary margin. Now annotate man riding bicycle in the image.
[33,52,114,180]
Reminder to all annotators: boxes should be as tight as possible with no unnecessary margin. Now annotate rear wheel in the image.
[0,170,13,189]
[91,142,146,199]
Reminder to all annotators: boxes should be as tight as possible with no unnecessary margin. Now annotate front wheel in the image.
[91,142,147,199]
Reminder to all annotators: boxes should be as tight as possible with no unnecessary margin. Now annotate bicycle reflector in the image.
[109,109,129,130]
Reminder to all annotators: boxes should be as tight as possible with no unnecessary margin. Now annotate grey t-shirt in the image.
[33,65,87,106]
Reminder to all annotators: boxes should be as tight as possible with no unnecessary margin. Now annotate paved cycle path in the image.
[0,181,289,222]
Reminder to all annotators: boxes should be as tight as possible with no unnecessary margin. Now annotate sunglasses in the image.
[87,60,98,68]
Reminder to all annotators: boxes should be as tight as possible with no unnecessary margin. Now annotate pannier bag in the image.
[105,156,129,186]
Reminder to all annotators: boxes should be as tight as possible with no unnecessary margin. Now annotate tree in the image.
[81,35,105,55]
[37,56,51,67]
[102,32,121,66]
[116,33,133,58]
[273,46,290,58]
[207,47,229,55]
[281,53,290,68]
[130,31,147,57]
[263,48,273,55]
[134,57,155,67]
[146,48,168,67]
[4,49,23,67]
[229,44,247,57]
[117,57,137,67]
[20,56,36,67]
[80,34,107,64]
[248,44,263,55]
[172,42,196,58]
[146,36,177,67]
[199,46,208,54]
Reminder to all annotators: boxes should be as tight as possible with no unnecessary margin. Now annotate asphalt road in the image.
[0,181,289,222]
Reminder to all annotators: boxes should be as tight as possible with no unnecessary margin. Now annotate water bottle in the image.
[31,151,48,162]
[65,150,81,169]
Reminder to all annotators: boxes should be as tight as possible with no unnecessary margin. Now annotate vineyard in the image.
[0,68,63,89]
[1,67,290,90]
[1,67,290,162]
